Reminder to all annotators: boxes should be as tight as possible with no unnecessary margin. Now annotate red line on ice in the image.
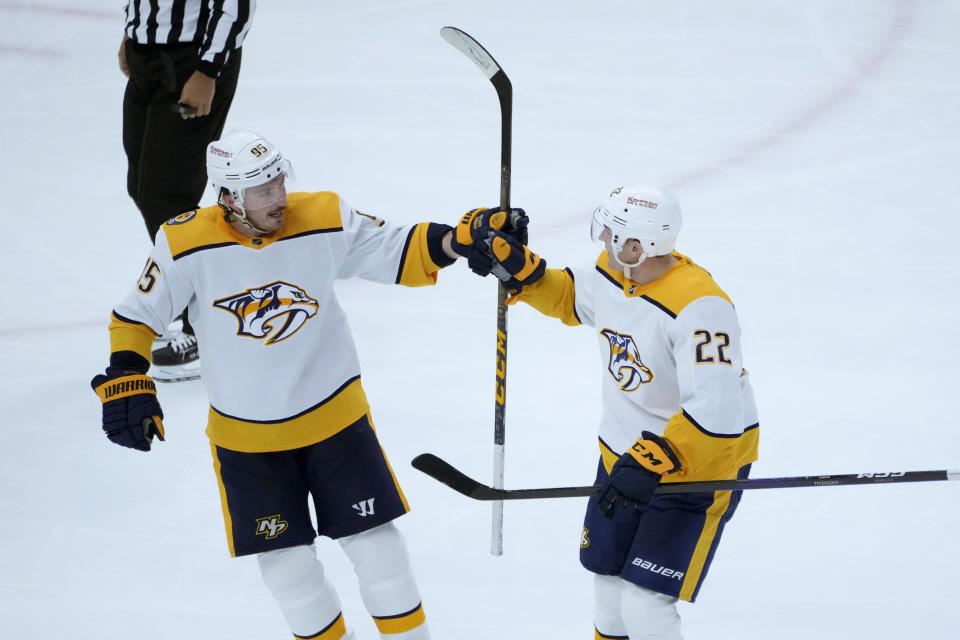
[670,0,917,189]
[0,2,116,20]
[0,320,104,339]
[537,0,917,236]
[0,44,66,58]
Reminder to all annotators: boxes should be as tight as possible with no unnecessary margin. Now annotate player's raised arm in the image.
[334,200,456,287]
[335,203,529,287]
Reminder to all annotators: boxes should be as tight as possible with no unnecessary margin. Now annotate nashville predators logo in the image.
[213,281,319,345]
[255,515,288,539]
[600,329,653,391]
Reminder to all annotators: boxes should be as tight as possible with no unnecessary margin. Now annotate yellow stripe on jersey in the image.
[395,222,443,287]
[595,628,629,640]
[372,603,426,635]
[599,437,620,474]
[661,411,759,483]
[600,416,758,482]
[210,443,237,558]
[276,191,345,240]
[108,311,157,361]
[505,267,581,326]
[295,612,348,640]
[679,489,733,602]
[163,205,241,257]
[163,192,345,257]
[205,377,371,453]
[595,252,731,316]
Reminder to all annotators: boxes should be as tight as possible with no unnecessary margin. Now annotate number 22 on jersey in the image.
[694,329,732,365]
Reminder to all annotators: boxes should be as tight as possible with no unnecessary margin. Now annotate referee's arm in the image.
[196,0,256,79]
[180,0,256,118]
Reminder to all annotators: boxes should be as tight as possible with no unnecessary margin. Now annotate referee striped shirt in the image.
[124,1,256,77]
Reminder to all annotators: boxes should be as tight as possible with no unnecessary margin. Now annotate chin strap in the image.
[613,251,646,281]
[219,198,272,235]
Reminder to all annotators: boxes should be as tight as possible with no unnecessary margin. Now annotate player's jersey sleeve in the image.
[506,266,589,327]
[109,230,196,363]
[336,199,453,286]
[662,296,759,482]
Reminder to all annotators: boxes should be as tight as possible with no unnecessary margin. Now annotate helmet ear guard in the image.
[591,184,683,278]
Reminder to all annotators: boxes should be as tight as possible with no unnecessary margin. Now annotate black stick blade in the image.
[411,453,491,499]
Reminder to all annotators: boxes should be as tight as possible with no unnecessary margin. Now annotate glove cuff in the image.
[93,373,157,403]
[628,432,682,475]
[109,349,151,374]
[425,223,456,268]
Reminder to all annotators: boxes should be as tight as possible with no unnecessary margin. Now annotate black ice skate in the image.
[151,331,201,382]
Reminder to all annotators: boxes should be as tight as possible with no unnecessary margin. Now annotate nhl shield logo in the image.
[213,280,319,345]
[600,329,653,391]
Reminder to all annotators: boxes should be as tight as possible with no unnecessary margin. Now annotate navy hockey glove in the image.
[451,206,529,270]
[91,368,165,452]
[597,431,682,517]
[481,231,546,295]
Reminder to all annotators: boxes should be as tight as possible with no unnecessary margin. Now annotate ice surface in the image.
[2,1,958,638]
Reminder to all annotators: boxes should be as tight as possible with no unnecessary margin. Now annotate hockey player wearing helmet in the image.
[91,129,526,640]
[206,130,292,236]
[474,184,759,640]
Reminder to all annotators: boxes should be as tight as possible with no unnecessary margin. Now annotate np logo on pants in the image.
[255,515,288,539]
[352,498,375,517]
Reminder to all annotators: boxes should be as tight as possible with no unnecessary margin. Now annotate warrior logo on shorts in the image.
[214,281,319,345]
[255,515,289,539]
[352,498,376,517]
[600,329,653,391]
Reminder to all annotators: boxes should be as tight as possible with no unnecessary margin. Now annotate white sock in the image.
[339,522,429,639]
[258,543,349,639]
[594,574,629,638]
[620,581,683,640]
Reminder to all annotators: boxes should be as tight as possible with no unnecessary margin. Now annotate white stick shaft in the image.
[490,443,505,555]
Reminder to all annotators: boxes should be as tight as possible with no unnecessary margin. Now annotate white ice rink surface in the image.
[2,1,959,638]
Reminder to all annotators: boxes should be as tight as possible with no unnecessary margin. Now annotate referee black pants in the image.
[122,41,242,241]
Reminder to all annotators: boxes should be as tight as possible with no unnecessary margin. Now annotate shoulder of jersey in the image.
[161,206,230,259]
[282,191,345,235]
[594,252,731,318]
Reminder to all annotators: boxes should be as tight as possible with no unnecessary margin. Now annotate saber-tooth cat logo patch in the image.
[214,281,319,345]
[600,329,653,391]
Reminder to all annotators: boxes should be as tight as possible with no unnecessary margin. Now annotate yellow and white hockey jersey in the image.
[509,252,759,482]
[108,191,452,453]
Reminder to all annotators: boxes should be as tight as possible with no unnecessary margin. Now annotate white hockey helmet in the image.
[206,130,291,210]
[590,184,682,272]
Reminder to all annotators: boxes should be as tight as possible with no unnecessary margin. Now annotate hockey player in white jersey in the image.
[90,129,524,640]
[474,184,759,640]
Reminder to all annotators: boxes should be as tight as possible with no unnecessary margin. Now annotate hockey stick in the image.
[412,453,960,501]
[440,26,513,556]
